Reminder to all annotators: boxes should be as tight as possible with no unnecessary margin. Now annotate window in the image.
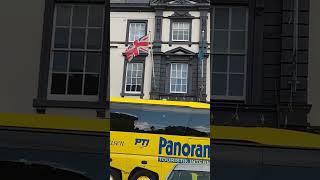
[49,4,104,100]
[110,103,209,137]
[171,22,190,41]
[170,63,188,93]
[128,22,146,42]
[212,7,248,100]
[125,63,143,93]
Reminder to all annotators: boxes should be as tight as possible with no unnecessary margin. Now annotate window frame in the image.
[124,62,144,94]
[211,6,248,101]
[169,19,192,46]
[121,56,146,98]
[125,20,148,46]
[47,4,104,101]
[33,0,109,113]
[171,22,191,42]
[169,63,189,94]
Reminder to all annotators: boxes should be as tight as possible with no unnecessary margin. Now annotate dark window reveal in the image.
[212,7,248,100]
[49,4,104,98]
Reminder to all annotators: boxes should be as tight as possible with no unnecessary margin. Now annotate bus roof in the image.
[110,97,210,109]
[212,125,320,150]
[0,113,109,133]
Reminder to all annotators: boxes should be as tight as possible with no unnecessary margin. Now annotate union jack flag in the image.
[124,35,150,62]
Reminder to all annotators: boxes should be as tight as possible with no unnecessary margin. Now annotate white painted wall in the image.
[110,11,210,101]
[110,12,155,99]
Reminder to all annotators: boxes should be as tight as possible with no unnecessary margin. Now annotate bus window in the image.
[111,102,197,136]
[188,109,210,137]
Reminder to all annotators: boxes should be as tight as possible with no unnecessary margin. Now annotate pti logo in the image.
[135,138,150,148]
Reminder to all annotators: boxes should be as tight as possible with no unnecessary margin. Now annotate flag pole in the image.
[200,30,205,100]
[149,30,156,91]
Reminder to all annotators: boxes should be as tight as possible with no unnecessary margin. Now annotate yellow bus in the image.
[110,97,210,180]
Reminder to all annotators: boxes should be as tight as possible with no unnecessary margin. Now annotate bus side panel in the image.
[111,153,176,179]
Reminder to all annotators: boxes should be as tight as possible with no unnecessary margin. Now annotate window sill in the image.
[120,92,144,98]
[169,41,192,47]
[33,98,108,110]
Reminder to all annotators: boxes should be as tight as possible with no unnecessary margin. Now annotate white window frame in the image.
[125,63,144,94]
[47,4,104,101]
[171,22,190,42]
[128,22,146,42]
[170,63,188,94]
[212,6,248,101]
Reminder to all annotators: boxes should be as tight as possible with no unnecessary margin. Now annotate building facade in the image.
[110,0,211,102]
[110,0,314,128]
[211,0,311,128]
[0,0,109,179]
[32,0,109,117]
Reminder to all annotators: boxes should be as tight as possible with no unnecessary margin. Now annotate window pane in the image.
[215,8,229,29]
[182,85,187,93]
[137,78,142,84]
[126,76,131,84]
[52,52,68,72]
[51,73,67,94]
[129,23,145,41]
[230,55,245,73]
[213,31,228,52]
[182,79,187,84]
[54,28,69,48]
[172,22,189,41]
[229,74,244,96]
[172,31,178,40]
[176,85,181,92]
[171,84,175,92]
[213,55,227,72]
[178,33,183,40]
[56,5,71,26]
[72,6,87,27]
[184,34,189,41]
[88,6,103,27]
[130,85,135,91]
[137,71,142,77]
[69,52,84,72]
[232,8,246,30]
[126,85,130,91]
[132,70,137,77]
[172,22,178,29]
[71,28,86,49]
[87,29,102,49]
[184,23,189,29]
[67,74,83,95]
[86,53,101,73]
[136,85,141,91]
[230,31,245,51]
[171,70,176,77]
[125,63,143,92]
[213,73,227,96]
[84,74,99,95]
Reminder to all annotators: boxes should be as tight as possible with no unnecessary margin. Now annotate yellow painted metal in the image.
[0,113,109,132]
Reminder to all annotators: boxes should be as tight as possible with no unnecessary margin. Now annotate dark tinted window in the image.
[110,103,209,137]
